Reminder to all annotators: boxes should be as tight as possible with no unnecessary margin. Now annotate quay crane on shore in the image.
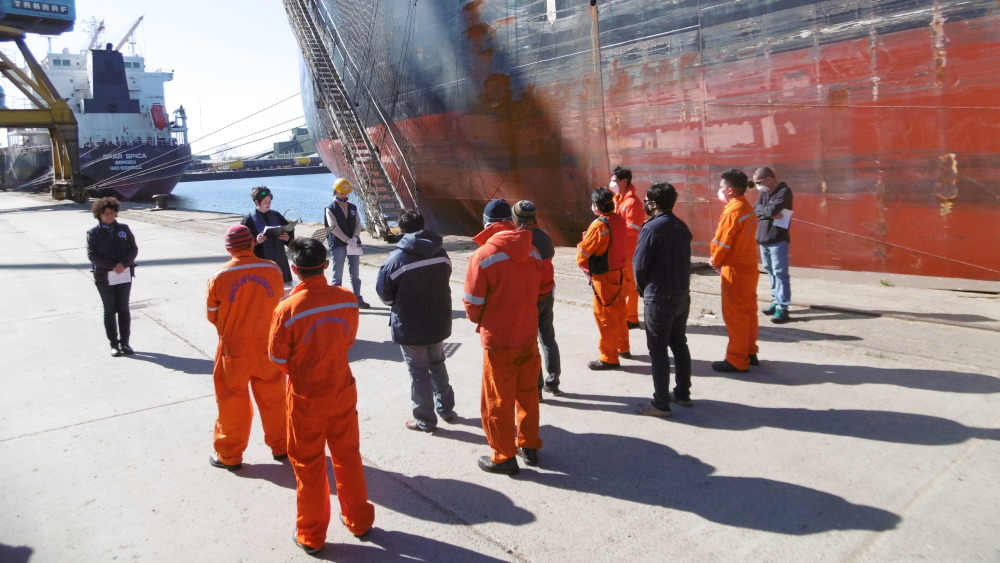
[0,0,85,202]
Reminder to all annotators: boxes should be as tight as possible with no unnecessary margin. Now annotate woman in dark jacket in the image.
[239,186,293,284]
[86,197,138,357]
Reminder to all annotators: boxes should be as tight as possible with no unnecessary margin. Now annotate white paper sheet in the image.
[773,209,794,229]
[107,268,132,286]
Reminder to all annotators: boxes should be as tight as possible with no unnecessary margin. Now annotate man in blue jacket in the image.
[632,182,693,418]
[376,209,457,431]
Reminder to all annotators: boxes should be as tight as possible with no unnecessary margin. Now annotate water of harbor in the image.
[171,172,353,224]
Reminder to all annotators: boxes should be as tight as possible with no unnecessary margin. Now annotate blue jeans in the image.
[536,294,561,389]
[644,297,692,410]
[400,343,455,429]
[760,241,790,308]
[330,245,364,301]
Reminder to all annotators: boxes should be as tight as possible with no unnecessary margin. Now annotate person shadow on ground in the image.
[529,426,900,535]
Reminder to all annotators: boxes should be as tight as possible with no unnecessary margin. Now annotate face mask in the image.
[609,181,619,195]
[336,195,348,202]
[644,202,656,216]
[756,184,770,193]
[717,188,728,203]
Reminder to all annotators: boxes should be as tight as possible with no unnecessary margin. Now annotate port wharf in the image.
[1,191,998,561]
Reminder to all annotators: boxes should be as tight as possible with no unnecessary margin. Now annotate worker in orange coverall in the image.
[578,186,630,370]
[710,169,760,373]
[463,199,544,475]
[268,238,375,555]
[206,224,287,471]
[611,166,645,330]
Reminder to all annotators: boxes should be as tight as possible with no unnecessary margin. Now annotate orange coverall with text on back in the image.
[268,275,375,549]
[463,222,544,464]
[577,212,630,363]
[207,250,287,466]
[615,185,645,325]
[710,195,760,370]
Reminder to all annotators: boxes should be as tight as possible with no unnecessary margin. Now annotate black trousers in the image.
[96,280,132,346]
[644,297,692,409]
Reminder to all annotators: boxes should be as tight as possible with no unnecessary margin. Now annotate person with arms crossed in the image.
[753,166,793,324]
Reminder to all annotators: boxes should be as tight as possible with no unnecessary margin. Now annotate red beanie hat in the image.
[225,225,253,251]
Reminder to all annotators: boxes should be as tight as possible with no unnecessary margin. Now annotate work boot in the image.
[209,453,241,471]
[587,360,621,371]
[517,448,539,466]
[477,456,519,475]
[119,343,134,355]
[292,530,322,555]
[671,393,693,407]
[635,402,673,418]
[762,303,777,315]
[771,308,790,324]
[749,354,760,366]
[619,351,632,360]
[542,384,562,396]
[110,344,122,357]
[711,360,748,373]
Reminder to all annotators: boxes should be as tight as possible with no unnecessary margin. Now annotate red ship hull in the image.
[309,2,1000,281]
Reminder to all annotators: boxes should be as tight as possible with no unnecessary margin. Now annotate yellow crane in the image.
[0,1,85,202]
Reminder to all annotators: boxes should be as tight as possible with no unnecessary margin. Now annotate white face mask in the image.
[717,188,728,203]
[609,180,619,194]
[756,183,770,193]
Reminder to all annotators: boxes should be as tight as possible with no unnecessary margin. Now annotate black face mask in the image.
[644,202,656,217]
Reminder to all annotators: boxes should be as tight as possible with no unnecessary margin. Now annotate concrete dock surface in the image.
[1,191,998,562]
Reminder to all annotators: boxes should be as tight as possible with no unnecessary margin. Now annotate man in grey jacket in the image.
[376,209,457,431]
[753,167,793,324]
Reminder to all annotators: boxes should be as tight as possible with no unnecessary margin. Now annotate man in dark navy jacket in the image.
[376,209,457,431]
[632,182,693,418]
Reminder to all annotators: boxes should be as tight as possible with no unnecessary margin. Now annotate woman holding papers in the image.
[86,197,139,357]
[240,186,294,285]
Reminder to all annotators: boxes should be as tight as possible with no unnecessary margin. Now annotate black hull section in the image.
[4,143,192,201]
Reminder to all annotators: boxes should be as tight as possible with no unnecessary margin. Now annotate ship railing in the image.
[310,0,418,211]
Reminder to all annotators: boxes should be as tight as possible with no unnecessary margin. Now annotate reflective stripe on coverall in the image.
[710,195,760,370]
[463,225,544,464]
[268,275,374,548]
[615,185,644,324]
[577,213,629,363]
[206,252,287,465]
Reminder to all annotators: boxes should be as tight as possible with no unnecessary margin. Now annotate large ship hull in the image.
[301,0,1000,281]
[5,142,192,201]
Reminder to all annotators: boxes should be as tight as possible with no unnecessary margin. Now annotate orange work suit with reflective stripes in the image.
[463,225,544,464]
[207,250,287,465]
[268,275,374,549]
[615,185,645,324]
[711,196,760,370]
[577,213,629,363]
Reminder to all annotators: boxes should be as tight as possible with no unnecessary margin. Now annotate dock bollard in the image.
[152,194,170,210]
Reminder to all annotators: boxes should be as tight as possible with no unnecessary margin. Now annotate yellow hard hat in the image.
[333,178,352,195]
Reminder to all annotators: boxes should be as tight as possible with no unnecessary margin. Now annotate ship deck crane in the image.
[0,0,85,203]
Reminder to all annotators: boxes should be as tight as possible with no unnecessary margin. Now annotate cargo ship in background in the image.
[3,19,192,200]
[292,0,1000,281]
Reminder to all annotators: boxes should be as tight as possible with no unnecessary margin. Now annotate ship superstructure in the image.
[4,25,192,200]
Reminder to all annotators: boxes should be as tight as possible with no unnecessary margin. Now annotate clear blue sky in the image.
[11,0,306,158]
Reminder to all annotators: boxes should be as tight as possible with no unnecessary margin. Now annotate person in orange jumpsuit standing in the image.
[206,225,287,471]
[269,238,375,555]
[578,187,630,370]
[463,199,544,475]
[710,169,760,373]
[611,166,645,330]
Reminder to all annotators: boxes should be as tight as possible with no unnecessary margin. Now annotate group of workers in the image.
[192,165,794,555]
